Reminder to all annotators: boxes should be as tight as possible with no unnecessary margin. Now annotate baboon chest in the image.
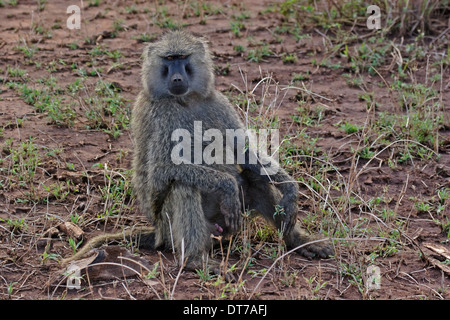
[161,101,241,167]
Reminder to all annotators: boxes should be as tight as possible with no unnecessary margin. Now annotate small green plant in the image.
[88,0,100,7]
[15,43,37,58]
[359,92,377,110]
[215,63,231,76]
[342,73,363,87]
[340,121,359,134]
[89,45,122,61]
[341,39,392,75]
[153,7,186,30]
[135,33,156,43]
[438,219,450,238]
[292,72,309,82]
[247,44,272,62]
[230,20,244,37]
[7,67,27,77]
[42,180,74,201]
[358,147,375,160]
[2,137,41,188]
[196,267,216,283]
[304,275,328,298]
[144,262,160,279]
[233,45,245,53]
[111,19,126,37]
[437,188,449,204]
[68,237,83,254]
[97,167,133,219]
[415,201,433,214]
[83,80,131,138]
[1,217,28,234]
[69,213,83,225]
[282,53,298,64]
[33,23,52,38]
[124,5,138,14]
[41,244,60,264]
[37,0,47,11]
[273,204,286,220]
[7,282,18,298]
[9,82,76,126]
[380,208,396,222]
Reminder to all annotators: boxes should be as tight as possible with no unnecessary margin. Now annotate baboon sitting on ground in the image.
[130,30,333,273]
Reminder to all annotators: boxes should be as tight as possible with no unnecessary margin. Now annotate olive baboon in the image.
[131,30,333,270]
[63,30,333,272]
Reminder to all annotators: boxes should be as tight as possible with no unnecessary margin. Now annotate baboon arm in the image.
[152,163,237,194]
[151,164,241,231]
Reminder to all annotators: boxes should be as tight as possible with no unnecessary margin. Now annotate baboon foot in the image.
[295,236,334,259]
[285,226,334,259]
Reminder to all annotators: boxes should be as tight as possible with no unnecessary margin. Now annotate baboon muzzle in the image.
[168,62,189,96]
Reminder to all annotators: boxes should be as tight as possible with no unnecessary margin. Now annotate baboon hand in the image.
[279,197,297,235]
[220,192,241,232]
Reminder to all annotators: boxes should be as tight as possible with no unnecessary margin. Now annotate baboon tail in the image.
[62,226,156,265]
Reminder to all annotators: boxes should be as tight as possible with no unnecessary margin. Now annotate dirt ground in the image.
[0,0,449,300]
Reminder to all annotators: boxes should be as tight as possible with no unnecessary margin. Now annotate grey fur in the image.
[131,30,333,271]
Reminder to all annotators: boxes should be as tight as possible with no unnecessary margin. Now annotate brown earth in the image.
[0,0,449,300]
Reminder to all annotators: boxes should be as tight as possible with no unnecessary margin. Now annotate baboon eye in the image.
[166,56,173,61]
[185,64,192,76]
[180,55,186,59]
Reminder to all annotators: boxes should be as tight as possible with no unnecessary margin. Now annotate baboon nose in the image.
[171,73,183,83]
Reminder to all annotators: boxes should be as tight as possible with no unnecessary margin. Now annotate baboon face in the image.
[143,31,214,99]
[161,54,192,96]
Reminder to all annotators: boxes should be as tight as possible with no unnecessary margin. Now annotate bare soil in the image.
[0,0,449,300]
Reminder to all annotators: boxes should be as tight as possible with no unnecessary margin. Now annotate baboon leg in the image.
[241,169,285,227]
[160,183,213,268]
[242,170,334,259]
